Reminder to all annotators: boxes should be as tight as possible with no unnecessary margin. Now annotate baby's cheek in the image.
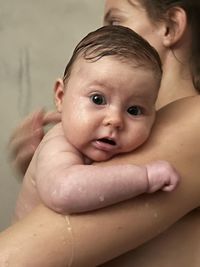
[128,126,150,150]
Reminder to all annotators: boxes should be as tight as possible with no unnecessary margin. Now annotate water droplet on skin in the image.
[78,187,83,192]
[99,195,105,202]
[1,259,9,267]
[65,215,74,267]
[61,236,67,245]
[30,177,36,186]
[154,212,158,218]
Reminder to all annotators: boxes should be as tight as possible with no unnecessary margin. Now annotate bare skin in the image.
[15,56,179,219]
[102,211,200,267]
[100,96,200,267]
[8,109,61,175]
[1,1,200,266]
[1,96,200,267]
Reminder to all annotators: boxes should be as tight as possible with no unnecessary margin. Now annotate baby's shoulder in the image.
[38,123,70,153]
[38,122,82,158]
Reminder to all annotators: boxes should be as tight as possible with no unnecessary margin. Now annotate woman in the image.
[2,0,200,266]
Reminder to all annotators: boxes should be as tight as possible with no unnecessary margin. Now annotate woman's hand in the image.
[8,109,61,176]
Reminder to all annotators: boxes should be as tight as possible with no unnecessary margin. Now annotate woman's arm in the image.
[8,109,61,176]
[1,96,200,267]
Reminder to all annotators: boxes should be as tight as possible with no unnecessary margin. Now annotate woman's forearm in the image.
[0,205,72,267]
[0,184,197,266]
[0,185,196,267]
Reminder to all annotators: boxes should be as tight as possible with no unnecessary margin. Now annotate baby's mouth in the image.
[97,138,116,146]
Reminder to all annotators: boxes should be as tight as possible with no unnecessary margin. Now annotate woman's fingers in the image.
[43,111,61,125]
[8,109,60,176]
[11,143,38,176]
[8,109,45,158]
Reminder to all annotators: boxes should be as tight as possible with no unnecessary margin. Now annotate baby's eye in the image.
[127,106,143,116]
[90,94,106,105]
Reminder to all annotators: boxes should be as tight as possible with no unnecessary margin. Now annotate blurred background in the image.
[0,0,104,230]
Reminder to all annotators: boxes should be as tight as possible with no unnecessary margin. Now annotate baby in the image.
[15,25,179,220]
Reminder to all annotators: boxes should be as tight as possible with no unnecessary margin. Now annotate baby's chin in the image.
[93,155,113,162]
[87,152,114,163]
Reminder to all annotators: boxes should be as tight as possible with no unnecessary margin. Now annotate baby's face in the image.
[55,56,158,162]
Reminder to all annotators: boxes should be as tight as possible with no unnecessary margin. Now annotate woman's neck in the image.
[156,50,198,110]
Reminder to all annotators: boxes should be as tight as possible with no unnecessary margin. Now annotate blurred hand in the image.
[146,160,180,193]
[8,109,61,176]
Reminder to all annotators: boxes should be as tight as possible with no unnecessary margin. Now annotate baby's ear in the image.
[162,6,187,47]
[54,79,65,112]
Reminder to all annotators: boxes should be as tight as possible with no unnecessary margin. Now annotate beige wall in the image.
[0,0,104,230]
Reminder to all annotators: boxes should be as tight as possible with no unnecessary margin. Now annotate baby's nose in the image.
[103,111,123,130]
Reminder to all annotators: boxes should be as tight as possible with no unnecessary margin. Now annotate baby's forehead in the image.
[73,53,145,70]
[73,56,158,89]
[71,55,159,84]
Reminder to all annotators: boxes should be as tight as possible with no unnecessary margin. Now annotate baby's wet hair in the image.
[63,25,162,86]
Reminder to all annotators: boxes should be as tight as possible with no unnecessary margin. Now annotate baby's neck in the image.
[83,156,93,165]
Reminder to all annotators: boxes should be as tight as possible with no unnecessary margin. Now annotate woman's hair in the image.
[63,25,162,86]
[140,0,200,91]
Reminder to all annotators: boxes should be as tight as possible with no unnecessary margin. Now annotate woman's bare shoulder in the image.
[157,95,200,123]
[105,95,200,205]
[152,95,200,153]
